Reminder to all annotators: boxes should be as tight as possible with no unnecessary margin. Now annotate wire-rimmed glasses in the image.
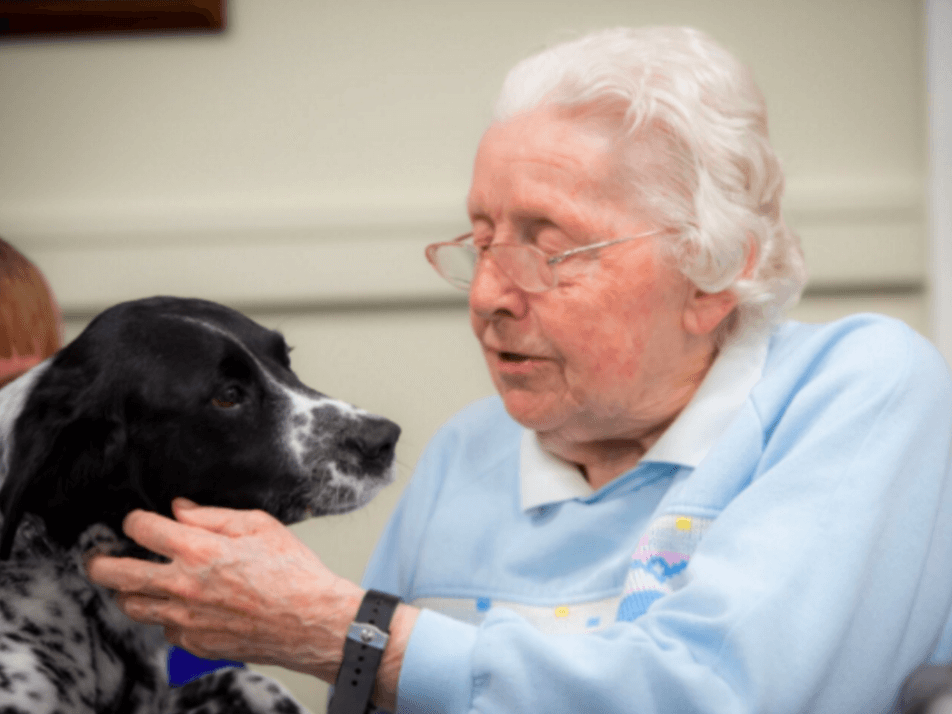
[424,230,661,293]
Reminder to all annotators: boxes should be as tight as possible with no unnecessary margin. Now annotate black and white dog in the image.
[0,296,400,714]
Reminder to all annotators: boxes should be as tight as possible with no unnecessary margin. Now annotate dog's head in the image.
[0,296,399,558]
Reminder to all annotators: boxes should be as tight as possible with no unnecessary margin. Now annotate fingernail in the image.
[175,498,199,509]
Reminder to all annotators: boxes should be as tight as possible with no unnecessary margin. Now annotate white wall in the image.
[2,1,929,710]
[1,1,927,315]
[928,0,952,365]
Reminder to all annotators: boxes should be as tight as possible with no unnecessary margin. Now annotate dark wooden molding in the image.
[0,1,225,37]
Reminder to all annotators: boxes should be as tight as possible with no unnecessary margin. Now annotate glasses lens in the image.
[428,243,477,289]
[492,244,555,292]
[426,240,557,292]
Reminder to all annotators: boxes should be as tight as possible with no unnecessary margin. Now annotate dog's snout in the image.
[342,418,401,470]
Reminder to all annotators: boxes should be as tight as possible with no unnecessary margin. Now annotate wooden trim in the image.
[0,1,224,37]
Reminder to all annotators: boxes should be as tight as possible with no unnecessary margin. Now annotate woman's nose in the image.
[468,250,528,321]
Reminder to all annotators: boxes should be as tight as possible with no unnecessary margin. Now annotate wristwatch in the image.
[328,589,401,714]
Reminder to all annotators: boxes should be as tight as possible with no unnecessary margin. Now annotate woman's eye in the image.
[531,224,568,252]
[471,233,492,250]
[212,386,243,409]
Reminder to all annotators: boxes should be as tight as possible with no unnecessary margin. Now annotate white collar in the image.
[519,332,769,511]
[520,430,595,509]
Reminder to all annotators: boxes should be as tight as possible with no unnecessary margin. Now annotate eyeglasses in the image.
[424,230,661,293]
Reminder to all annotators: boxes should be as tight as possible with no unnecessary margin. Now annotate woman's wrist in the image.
[301,578,418,712]
[268,574,362,682]
[373,603,420,711]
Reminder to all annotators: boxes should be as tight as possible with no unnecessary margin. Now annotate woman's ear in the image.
[682,287,739,336]
[682,235,758,337]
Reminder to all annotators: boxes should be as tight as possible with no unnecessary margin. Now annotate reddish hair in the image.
[0,238,62,388]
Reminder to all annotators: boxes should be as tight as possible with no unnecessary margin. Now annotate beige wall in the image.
[3,1,928,710]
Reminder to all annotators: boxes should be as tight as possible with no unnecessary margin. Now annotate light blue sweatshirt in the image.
[363,315,952,714]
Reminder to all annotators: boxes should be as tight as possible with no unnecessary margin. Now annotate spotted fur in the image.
[0,296,400,714]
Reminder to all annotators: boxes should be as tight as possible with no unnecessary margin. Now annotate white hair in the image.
[493,26,808,339]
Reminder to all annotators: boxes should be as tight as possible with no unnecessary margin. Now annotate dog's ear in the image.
[0,410,65,559]
[0,365,127,559]
[0,415,128,559]
[0,362,64,559]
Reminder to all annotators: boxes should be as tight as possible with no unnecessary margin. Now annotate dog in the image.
[0,296,400,714]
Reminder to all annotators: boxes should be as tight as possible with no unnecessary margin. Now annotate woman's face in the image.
[467,109,719,451]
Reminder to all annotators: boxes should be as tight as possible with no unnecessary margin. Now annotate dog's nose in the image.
[342,418,401,470]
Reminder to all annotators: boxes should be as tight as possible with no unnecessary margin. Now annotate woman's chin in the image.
[498,389,567,432]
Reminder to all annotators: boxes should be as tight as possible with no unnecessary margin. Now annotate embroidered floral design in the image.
[617,514,713,621]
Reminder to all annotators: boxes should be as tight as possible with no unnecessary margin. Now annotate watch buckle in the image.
[347,622,390,650]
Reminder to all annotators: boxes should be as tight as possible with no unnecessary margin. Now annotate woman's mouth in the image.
[499,352,531,363]
[490,348,548,376]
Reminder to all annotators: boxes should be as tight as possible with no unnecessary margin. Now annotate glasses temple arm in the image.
[546,230,661,265]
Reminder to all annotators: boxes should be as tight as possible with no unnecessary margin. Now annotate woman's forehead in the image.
[467,111,632,219]
[476,110,614,169]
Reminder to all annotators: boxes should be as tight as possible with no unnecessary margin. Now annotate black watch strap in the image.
[328,589,401,714]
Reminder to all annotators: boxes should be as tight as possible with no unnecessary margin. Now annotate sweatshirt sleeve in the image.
[381,319,952,714]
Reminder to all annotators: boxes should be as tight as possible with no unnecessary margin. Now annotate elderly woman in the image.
[88,27,952,714]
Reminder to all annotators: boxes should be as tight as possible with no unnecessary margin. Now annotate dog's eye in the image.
[212,385,243,409]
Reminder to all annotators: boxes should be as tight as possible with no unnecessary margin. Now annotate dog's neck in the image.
[8,512,165,566]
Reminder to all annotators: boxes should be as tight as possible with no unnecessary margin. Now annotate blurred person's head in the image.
[0,239,62,389]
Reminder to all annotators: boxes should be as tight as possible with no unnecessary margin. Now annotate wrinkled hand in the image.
[85,498,363,682]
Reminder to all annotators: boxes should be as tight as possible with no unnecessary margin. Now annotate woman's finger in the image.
[171,498,278,537]
[115,593,176,625]
[85,554,174,596]
[119,593,250,632]
[122,508,224,561]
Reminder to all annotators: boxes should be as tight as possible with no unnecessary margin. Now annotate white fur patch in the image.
[0,360,51,489]
[322,461,391,511]
[282,386,368,469]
